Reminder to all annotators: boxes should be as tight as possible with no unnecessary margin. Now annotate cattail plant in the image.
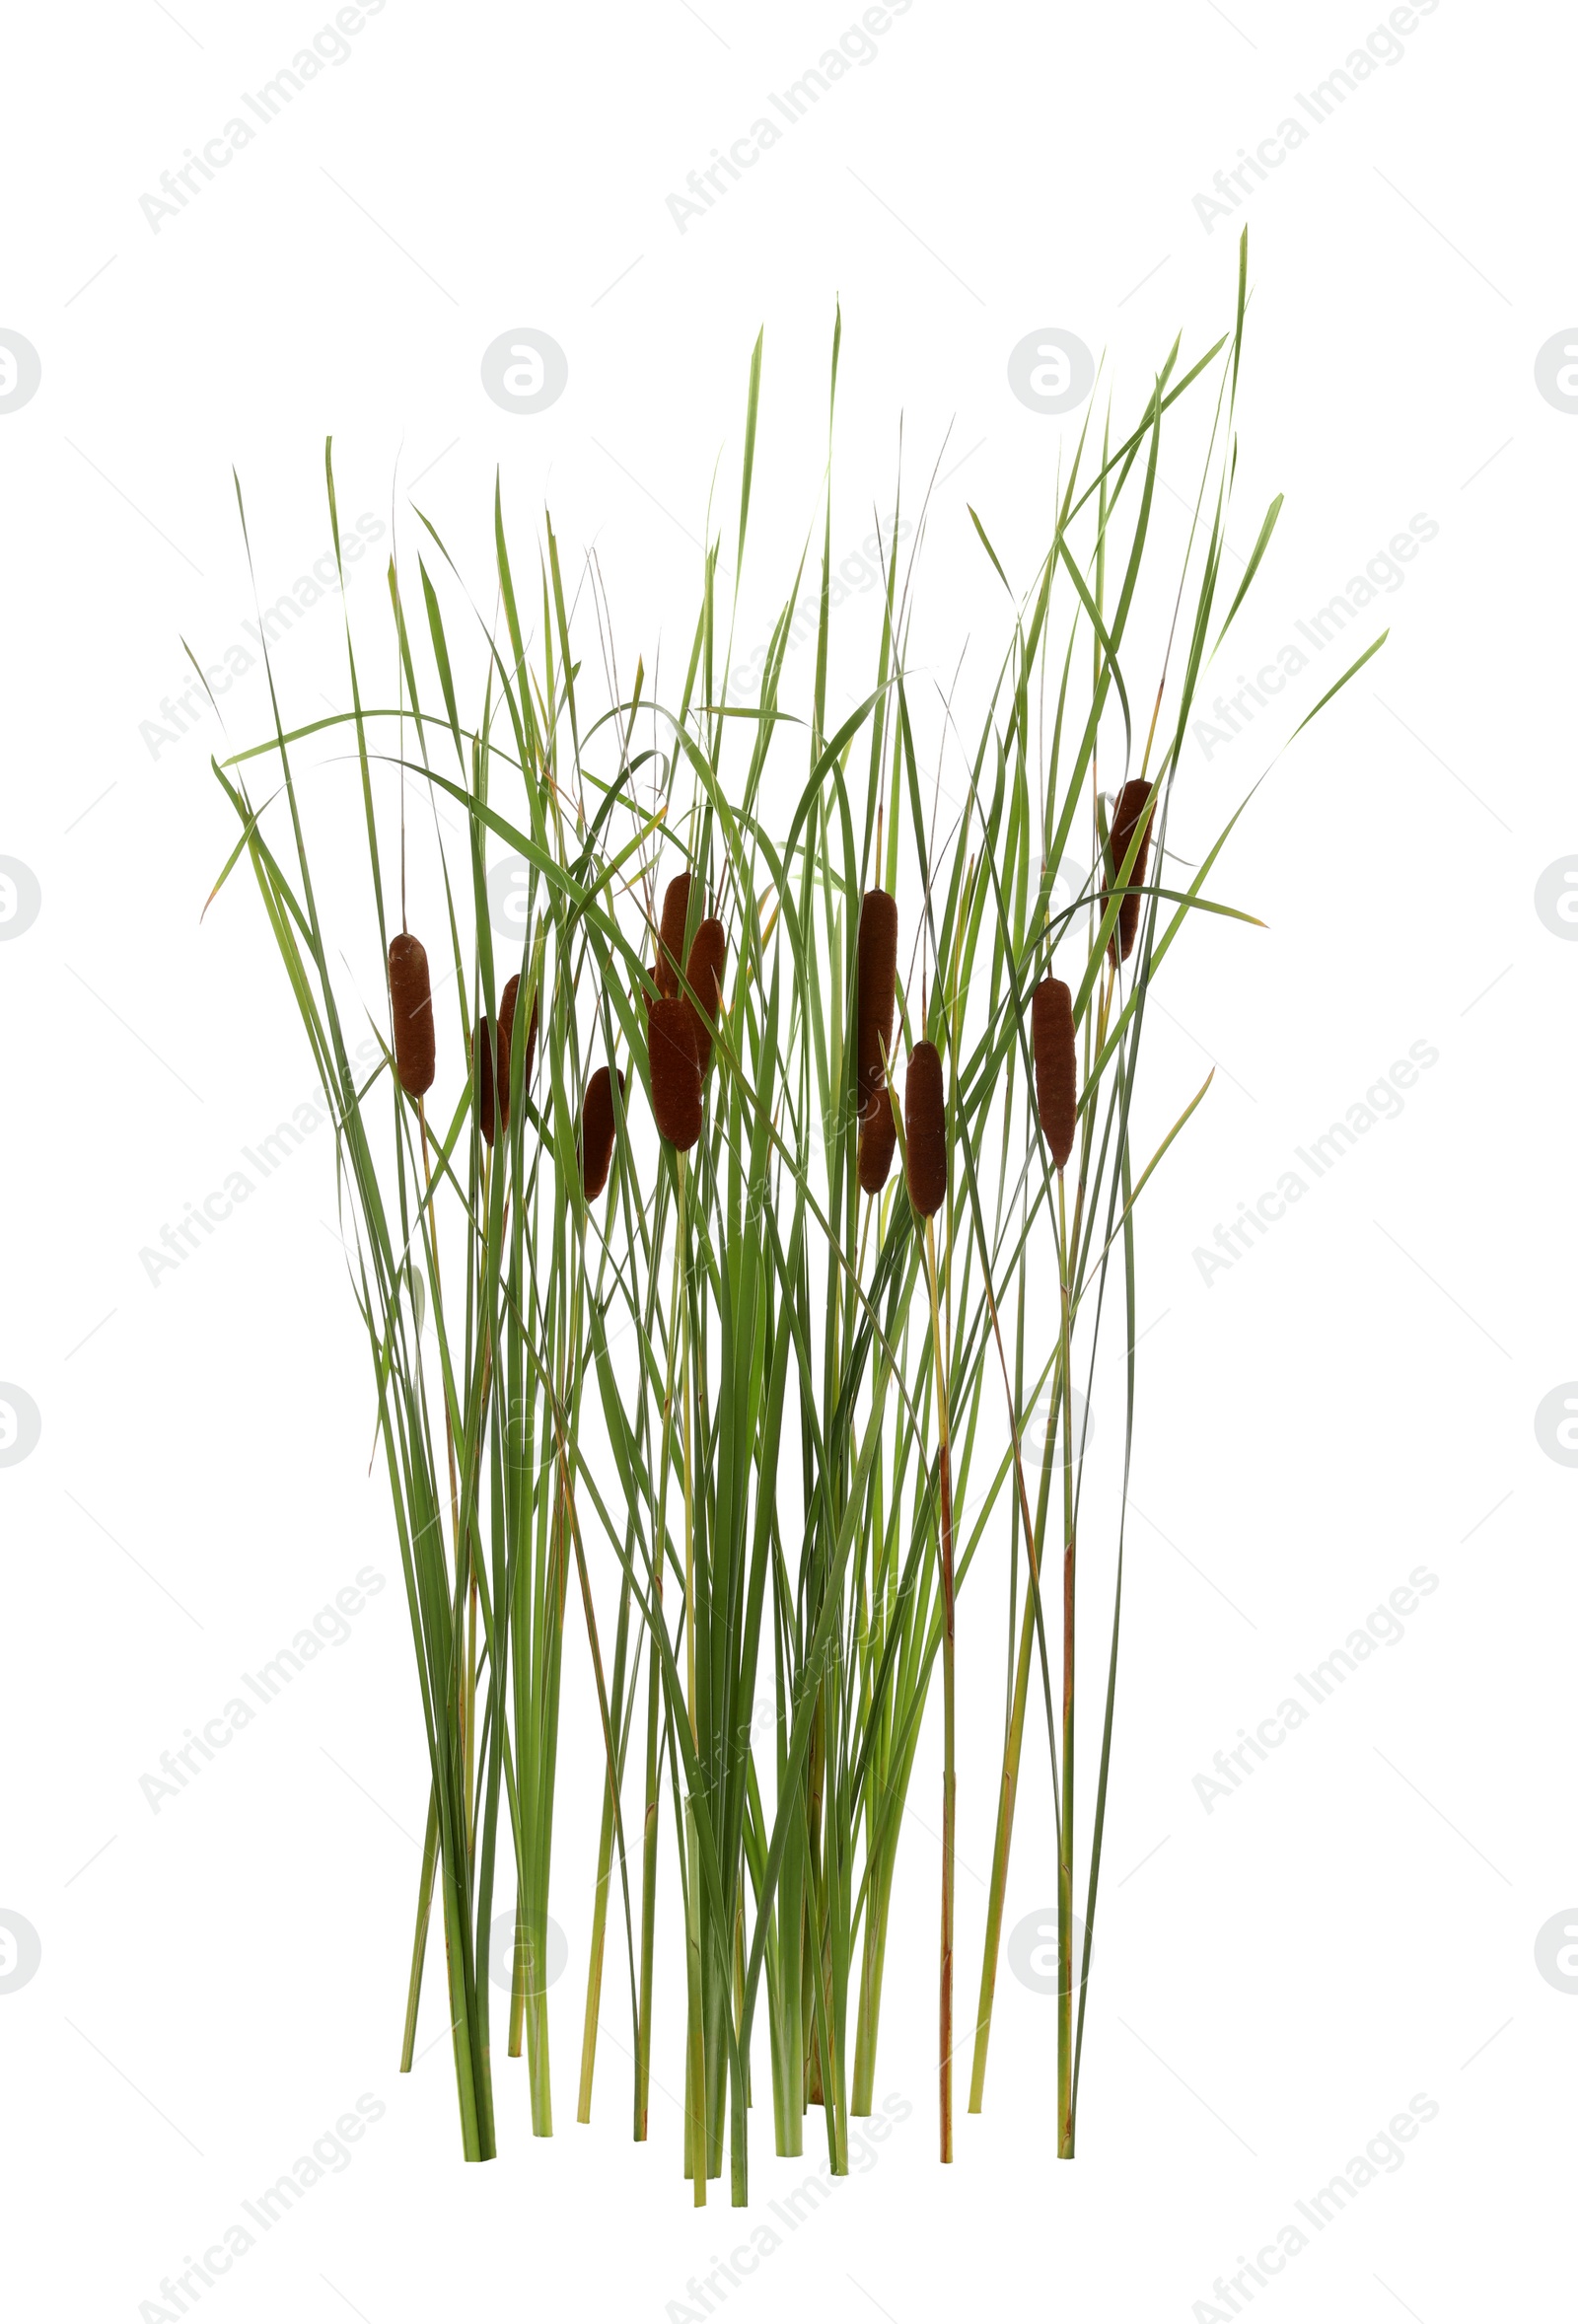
[967,971,1075,2117]
[902,1036,957,2161]
[1031,969,1083,2152]
[646,912,712,2199]
[205,237,1384,2201]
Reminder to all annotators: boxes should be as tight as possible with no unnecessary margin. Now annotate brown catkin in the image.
[648,995,703,1151]
[581,1067,622,1199]
[494,976,538,1130]
[857,1108,897,1197]
[855,891,899,1194]
[656,873,693,1000]
[388,932,435,1098]
[856,887,897,1141]
[1105,778,1155,963]
[684,918,727,1075]
[496,975,520,1133]
[1032,977,1077,1169]
[904,1041,948,1218]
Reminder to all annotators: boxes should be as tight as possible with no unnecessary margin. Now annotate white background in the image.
[3,2,1573,2318]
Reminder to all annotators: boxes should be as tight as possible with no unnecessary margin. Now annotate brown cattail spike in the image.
[856,891,899,1194]
[388,933,435,1098]
[581,1067,623,1199]
[477,1015,496,1147]
[857,1107,897,1197]
[859,887,897,1143]
[496,975,520,1133]
[648,995,703,1152]
[1032,978,1077,1170]
[1104,779,1155,964]
[684,918,727,1075]
[904,1041,948,1218]
[656,873,693,1000]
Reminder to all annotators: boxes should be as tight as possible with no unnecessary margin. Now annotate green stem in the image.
[924,1215,956,2165]
[1056,1168,1075,2160]
[678,1150,707,2206]
[850,1835,894,2114]
[970,1350,1061,2111]
[578,1747,618,2123]
[399,1786,439,2072]
[635,1620,661,2142]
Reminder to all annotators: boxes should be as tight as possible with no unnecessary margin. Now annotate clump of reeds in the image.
[207,239,1381,2205]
